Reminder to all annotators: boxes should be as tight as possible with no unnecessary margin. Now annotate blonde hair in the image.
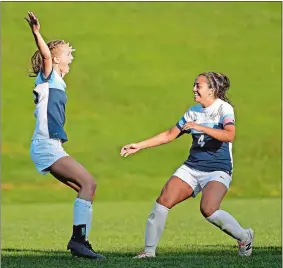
[29,40,66,77]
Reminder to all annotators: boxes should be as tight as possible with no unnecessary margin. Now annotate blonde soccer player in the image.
[121,72,254,258]
[26,11,104,259]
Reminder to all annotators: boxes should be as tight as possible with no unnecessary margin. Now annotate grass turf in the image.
[2,198,281,268]
[2,3,282,266]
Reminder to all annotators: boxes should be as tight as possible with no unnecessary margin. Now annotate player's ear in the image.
[53,56,60,64]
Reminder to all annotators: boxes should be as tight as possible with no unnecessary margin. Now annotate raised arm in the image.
[120,126,181,157]
[25,11,52,78]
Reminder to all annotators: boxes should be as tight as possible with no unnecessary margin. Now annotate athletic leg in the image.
[50,172,81,193]
[48,156,104,259]
[200,179,254,256]
[135,175,195,258]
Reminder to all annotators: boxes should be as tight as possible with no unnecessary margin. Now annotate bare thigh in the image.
[157,176,194,209]
[47,156,96,201]
[200,181,228,217]
[50,171,81,193]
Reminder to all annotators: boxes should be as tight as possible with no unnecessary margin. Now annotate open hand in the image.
[120,143,141,157]
[25,11,40,34]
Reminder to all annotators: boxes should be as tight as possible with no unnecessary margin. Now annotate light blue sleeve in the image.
[176,108,192,132]
[35,69,55,85]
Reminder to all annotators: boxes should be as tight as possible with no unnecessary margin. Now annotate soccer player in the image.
[25,11,104,259]
[120,72,254,258]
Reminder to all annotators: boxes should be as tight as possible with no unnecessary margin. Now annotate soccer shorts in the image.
[172,164,232,197]
[30,138,69,175]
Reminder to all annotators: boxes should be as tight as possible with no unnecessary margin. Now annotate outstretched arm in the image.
[120,126,181,157]
[25,11,52,78]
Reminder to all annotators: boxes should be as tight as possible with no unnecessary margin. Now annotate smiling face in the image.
[193,75,215,105]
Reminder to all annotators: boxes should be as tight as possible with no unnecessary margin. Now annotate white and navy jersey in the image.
[176,99,235,175]
[31,69,68,143]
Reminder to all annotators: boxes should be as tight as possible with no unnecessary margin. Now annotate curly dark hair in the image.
[198,72,232,105]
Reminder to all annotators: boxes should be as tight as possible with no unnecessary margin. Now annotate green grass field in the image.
[1,2,282,267]
[2,199,282,268]
[1,2,281,202]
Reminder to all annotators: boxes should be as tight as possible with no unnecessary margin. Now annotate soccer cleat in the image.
[237,228,254,256]
[133,252,156,259]
[67,239,105,259]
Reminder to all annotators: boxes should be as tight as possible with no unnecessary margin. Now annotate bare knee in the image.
[81,177,97,197]
[157,194,174,209]
[89,179,97,196]
[200,204,218,218]
[88,178,97,196]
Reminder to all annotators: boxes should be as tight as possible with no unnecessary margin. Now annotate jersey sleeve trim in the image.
[222,114,235,127]
[40,68,54,82]
[176,116,186,130]
[223,122,235,127]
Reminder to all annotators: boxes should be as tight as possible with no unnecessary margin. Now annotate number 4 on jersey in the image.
[198,134,205,147]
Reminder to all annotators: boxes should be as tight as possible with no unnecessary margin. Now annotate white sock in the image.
[86,205,93,240]
[206,210,248,241]
[74,198,92,241]
[144,202,169,254]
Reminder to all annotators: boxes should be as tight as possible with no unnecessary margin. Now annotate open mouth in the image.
[194,92,201,98]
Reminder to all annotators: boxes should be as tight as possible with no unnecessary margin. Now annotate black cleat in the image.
[67,239,105,259]
[67,224,105,259]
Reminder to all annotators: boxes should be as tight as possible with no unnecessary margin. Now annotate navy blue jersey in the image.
[176,99,235,175]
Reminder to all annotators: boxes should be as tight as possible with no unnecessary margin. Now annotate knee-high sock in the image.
[144,202,169,254]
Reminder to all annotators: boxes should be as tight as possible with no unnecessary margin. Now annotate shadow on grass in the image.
[2,246,282,268]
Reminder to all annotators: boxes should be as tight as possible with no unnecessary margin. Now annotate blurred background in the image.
[1,3,281,267]
[2,2,281,204]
